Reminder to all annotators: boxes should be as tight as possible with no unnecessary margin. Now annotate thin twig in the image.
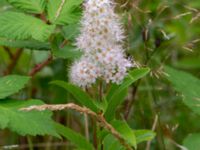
[92,118,98,150]
[145,115,158,150]
[4,48,23,75]
[3,46,13,59]
[84,113,90,141]
[190,12,200,24]
[21,103,132,150]
[28,55,53,76]
[173,12,192,19]
[124,81,140,120]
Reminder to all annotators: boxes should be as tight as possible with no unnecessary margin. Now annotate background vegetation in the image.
[0,0,200,150]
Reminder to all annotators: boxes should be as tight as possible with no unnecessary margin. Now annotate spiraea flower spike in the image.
[70,0,133,87]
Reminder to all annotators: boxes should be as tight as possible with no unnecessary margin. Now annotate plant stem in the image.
[28,55,53,76]
[98,80,104,150]
[4,48,23,75]
[145,115,158,150]
[84,113,90,141]
[147,77,166,150]
[99,80,103,102]
[92,118,98,150]
[124,80,140,120]
[27,136,33,150]
[3,46,13,59]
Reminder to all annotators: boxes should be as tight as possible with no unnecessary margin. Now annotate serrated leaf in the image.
[62,23,80,40]
[7,0,46,14]
[0,100,59,137]
[134,130,156,144]
[165,66,200,115]
[0,75,30,99]
[0,12,55,41]
[0,38,50,50]
[105,68,150,121]
[54,123,94,150]
[183,133,200,150]
[111,120,137,149]
[51,80,99,113]
[47,0,83,25]
[51,33,83,59]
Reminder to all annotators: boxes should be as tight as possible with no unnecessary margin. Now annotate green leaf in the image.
[62,23,80,40]
[0,12,55,41]
[52,45,82,59]
[51,80,99,112]
[93,97,108,113]
[0,38,50,50]
[51,33,82,59]
[103,134,126,150]
[105,88,128,121]
[47,0,83,25]
[183,133,200,150]
[105,68,150,121]
[54,123,94,150]
[175,57,200,69]
[0,75,30,99]
[0,100,59,137]
[7,0,46,14]
[111,120,137,149]
[134,130,156,144]
[165,66,200,115]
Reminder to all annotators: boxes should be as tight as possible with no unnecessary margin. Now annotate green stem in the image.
[99,80,104,150]
[27,136,33,150]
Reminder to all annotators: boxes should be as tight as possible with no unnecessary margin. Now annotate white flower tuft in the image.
[70,0,134,87]
[70,57,101,87]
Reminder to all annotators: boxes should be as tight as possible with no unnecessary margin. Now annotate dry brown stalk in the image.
[21,103,132,150]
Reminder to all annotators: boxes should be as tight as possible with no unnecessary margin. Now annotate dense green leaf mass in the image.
[165,66,200,115]
[0,75,30,99]
[0,12,55,41]
[7,0,46,14]
[0,100,58,137]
